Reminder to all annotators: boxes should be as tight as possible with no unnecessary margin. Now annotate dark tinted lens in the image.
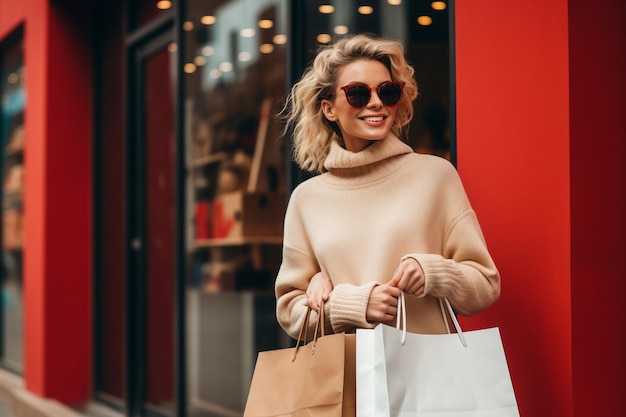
[344,85,370,107]
[379,83,403,106]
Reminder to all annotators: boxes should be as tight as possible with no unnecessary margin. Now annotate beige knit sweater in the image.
[275,134,500,339]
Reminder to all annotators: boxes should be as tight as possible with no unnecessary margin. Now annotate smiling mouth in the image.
[361,116,385,122]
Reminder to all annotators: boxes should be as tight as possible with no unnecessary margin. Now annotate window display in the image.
[184,1,289,415]
[0,30,24,373]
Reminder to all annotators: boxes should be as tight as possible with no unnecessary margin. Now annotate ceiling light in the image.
[156,0,172,10]
[417,16,432,26]
[273,34,288,44]
[318,5,335,14]
[194,56,207,66]
[259,44,274,54]
[219,62,233,72]
[334,25,349,35]
[317,33,332,44]
[240,28,256,37]
[238,52,252,62]
[259,19,274,29]
[387,0,402,5]
[431,1,446,11]
[201,15,216,25]
[358,6,374,15]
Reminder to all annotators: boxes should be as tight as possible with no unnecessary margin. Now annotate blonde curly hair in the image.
[282,34,419,173]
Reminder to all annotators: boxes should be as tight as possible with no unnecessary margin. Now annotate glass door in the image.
[128,28,178,417]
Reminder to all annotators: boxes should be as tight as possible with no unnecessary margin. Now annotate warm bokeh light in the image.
[259,44,274,54]
[238,52,251,62]
[431,1,447,11]
[201,15,216,25]
[318,5,335,14]
[193,56,207,66]
[358,6,374,15]
[201,45,214,56]
[258,19,274,29]
[387,0,402,5]
[334,25,349,35]
[184,63,196,74]
[273,34,288,44]
[316,33,332,44]
[417,15,433,26]
[183,21,194,31]
[156,0,172,10]
[167,43,177,53]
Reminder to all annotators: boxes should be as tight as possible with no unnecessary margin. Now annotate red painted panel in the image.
[455,1,573,416]
[2,0,93,403]
[569,0,626,415]
[42,1,93,402]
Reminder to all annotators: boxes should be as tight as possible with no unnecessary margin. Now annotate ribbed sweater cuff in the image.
[402,253,464,298]
[329,282,378,333]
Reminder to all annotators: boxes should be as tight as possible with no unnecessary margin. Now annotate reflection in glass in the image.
[0,34,25,373]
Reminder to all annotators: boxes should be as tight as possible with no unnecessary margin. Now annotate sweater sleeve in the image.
[275,185,378,339]
[403,208,500,315]
[402,160,500,316]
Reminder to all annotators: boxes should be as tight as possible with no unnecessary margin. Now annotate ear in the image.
[321,99,338,122]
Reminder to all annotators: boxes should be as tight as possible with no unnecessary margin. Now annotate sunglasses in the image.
[339,81,405,108]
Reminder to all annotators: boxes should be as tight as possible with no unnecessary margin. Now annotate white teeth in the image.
[363,116,384,122]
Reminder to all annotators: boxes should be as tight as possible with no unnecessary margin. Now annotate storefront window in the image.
[183,0,288,415]
[0,29,25,373]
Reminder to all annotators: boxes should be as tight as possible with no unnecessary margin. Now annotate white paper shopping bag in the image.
[356,293,519,417]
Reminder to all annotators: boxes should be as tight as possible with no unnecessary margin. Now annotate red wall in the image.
[1,0,93,404]
[568,0,626,415]
[456,1,625,416]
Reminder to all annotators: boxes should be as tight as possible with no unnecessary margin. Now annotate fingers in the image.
[389,258,425,296]
[366,284,402,323]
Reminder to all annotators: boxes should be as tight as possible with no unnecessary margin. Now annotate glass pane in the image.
[0,32,25,373]
[133,0,175,29]
[145,46,176,412]
[95,0,126,401]
[183,0,289,415]
[304,0,451,159]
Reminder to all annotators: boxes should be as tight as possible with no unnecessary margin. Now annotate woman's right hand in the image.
[305,272,333,312]
[366,284,402,325]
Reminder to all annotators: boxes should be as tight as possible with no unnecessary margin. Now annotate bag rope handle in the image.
[292,302,326,361]
[398,292,467,348]
[438,298,467,347]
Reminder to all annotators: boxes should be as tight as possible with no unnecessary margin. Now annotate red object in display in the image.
[195,201,212,239]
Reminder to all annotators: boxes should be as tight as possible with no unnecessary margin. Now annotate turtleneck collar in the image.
[324,133,413,170]
[320,133,414,186]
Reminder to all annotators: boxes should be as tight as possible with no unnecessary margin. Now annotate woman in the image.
[275,34,500,338]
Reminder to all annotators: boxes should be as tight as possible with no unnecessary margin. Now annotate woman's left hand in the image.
[388,257,425,296]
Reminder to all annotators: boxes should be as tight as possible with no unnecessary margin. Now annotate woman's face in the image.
[322,58,398,152]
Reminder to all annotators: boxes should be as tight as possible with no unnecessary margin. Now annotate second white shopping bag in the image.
[356,292,519,417]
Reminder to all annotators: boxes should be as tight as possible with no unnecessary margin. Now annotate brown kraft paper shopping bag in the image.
[244,306,356,417]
